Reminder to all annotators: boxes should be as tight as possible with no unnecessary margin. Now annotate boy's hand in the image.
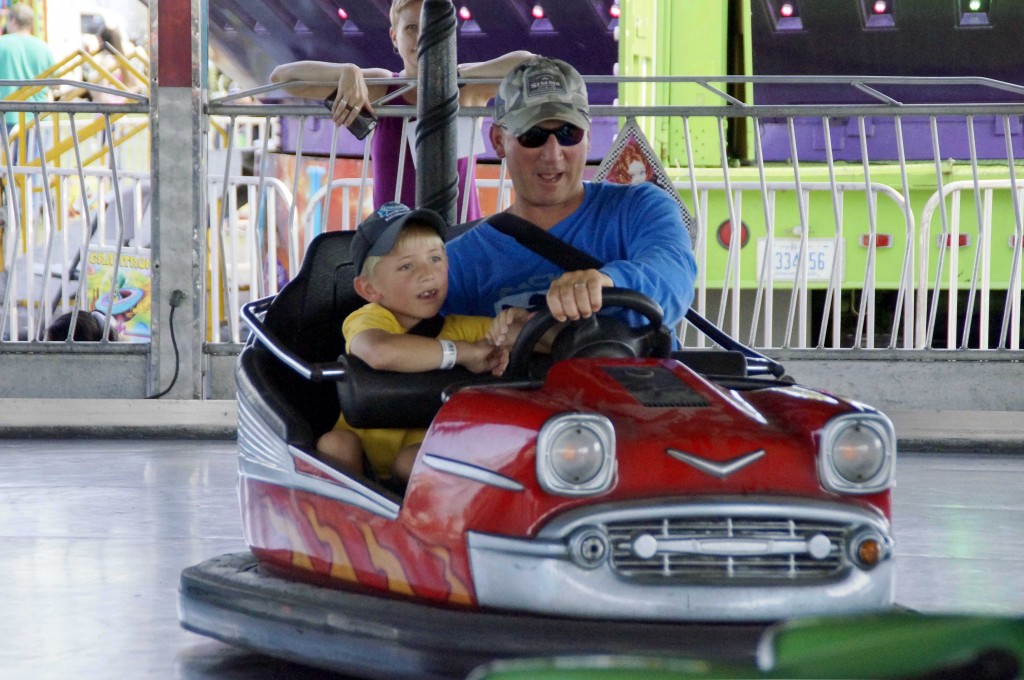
[488,307,534,349]
[488,344,510,377]
[458,340,509,376]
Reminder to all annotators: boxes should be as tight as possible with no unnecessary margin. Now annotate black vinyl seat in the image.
[236,231,362,449]
[236,228,483,452]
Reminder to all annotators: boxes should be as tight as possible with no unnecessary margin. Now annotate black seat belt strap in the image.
[487,211,603,271]
[408,314,446,337]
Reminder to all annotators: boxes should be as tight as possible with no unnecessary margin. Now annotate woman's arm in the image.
[457,50,534,107]
[269,61,393,126]
[270,50,531,116]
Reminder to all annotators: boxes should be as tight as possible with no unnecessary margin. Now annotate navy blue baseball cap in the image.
[350,202,447,274]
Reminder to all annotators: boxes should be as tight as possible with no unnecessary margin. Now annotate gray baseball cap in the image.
[351,202,447,274]
[494,56,591,137]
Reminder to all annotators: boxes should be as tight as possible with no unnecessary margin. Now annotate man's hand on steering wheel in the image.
[546,269,615,323]
[507,288,673,379]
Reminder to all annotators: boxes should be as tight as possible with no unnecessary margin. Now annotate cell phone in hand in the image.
[323,92,378,140]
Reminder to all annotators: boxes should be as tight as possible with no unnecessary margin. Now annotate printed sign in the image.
[592,117,696,243]
[84,246,152,341]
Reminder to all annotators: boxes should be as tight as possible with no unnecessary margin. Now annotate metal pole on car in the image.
[415,0,458,225]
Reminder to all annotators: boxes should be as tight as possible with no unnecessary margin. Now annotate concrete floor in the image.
[0,439,1021,678]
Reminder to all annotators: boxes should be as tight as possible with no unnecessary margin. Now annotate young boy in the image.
[269,0,532,218]
[316,202,518,483]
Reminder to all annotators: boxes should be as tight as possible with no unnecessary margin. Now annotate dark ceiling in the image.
[752,0,1024,104]
[209,0,619,93]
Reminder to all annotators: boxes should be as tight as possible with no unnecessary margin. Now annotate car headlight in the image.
[536,413,616,496]
[818,413,896,494]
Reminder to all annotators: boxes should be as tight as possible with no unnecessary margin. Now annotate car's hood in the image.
[405,358,885,539]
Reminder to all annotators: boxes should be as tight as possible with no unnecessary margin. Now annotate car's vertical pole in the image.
[415,0,458,225]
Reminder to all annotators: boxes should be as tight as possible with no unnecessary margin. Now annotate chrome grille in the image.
[606,515,848,581]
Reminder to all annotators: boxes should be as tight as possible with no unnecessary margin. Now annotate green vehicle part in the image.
[468,612,1023,679]
[618,0,1024,293]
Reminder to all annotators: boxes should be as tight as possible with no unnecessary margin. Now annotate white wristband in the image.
[439,339,457,370]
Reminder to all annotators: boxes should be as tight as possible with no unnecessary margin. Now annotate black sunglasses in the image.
[515,123,586,149]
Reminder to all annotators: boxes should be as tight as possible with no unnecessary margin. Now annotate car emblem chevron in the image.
[665,448,766,478]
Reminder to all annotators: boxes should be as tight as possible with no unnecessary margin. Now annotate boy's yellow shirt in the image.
[333,302,492,478]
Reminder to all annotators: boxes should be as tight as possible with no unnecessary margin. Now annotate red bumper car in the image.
[179,231,896,678]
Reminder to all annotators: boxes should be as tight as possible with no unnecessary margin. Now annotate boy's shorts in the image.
[332,413,426,479]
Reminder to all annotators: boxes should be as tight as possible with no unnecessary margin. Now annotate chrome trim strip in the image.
[236,397,290,471]
[629,533,832,560]
[470,531,567,559]
[237,396,400,519]
[666,448,766,478]
[422,454,524,492]
[239,453,400,520]
[534,497,891,540]
[289,447,401,517]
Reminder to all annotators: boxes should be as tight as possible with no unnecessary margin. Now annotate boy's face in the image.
[360,228,447,330]
[389,1,423,73]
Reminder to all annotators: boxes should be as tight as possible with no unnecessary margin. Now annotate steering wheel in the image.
[506,288,673,379]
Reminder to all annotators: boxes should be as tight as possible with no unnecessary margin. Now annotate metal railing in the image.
[677,179,915,351]
[919,179,1024,350]
[203,76,1024,351]
[2,74,1024,398]
[0,78,149,343]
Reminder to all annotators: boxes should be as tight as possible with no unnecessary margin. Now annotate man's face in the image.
[491,119,590,215]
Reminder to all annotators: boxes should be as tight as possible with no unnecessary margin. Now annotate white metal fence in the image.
[678,178,916,351]
[0,93,151,343]
[2,76,1023,357]
[204,81,1024,351]
[918,179,1023,350]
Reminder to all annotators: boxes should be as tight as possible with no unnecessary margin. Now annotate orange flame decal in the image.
[302,505,358,582]
[359,524,415,596]
[428,546,472,605]
[261,496,314,571]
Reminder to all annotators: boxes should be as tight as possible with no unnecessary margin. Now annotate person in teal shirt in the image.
[0,3,54,130]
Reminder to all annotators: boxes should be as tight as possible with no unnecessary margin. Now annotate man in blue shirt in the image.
[443,56,696,333]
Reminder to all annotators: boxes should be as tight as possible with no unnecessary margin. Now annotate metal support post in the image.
[415,0,458,225]
[150,0,206,398]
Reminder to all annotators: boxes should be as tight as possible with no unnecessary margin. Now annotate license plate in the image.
[756,238,839,282]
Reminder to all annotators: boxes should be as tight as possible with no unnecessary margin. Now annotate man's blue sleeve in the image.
[599,184,697,329]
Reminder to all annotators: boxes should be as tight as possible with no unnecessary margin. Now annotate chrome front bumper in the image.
[468,499,895,622]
